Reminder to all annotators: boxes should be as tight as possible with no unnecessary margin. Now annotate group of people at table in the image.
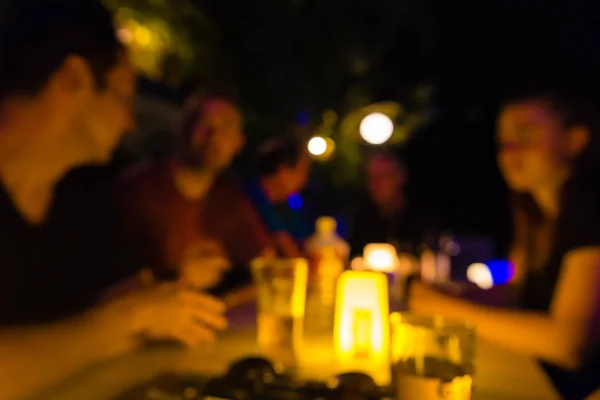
[1,1,599,399]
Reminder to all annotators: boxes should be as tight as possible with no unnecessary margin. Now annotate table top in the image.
[31,304,559,400]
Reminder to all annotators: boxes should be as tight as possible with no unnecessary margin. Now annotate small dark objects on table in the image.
[116,357,395,400]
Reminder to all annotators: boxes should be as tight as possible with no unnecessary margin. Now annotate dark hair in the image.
[503,78,600,177]
[256,136,306,177]
[0,0,122,102]
[504,77,600,252]
[179,88,238,143]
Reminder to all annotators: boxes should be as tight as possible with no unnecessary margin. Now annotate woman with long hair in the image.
[409,83,600,398]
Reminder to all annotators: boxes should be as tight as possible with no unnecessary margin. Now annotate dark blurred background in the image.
[108,0,600,257]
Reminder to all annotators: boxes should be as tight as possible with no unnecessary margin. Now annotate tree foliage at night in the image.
[198,0,435,186]
[103,0,216,85]
[107,0,435,186]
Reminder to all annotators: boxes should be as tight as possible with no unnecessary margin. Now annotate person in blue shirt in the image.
[246,136,312,256]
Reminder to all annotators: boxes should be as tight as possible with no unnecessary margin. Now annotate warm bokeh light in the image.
[363,243,397,272]
[466,263,494,290]
[307,136,336,161]
[134,24,153,47]
[359,112,394,145]
[117,27,133,44]
[397,253,419,275]
[307,136,327,156]
[420,248,437,284]
[350,257,365,270]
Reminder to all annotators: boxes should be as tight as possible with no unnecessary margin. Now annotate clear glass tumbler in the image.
[390,313,476,400]
[251,257,308,370]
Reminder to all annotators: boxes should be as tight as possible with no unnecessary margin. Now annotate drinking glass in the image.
[251,257,308,369]
[390,313,475,400]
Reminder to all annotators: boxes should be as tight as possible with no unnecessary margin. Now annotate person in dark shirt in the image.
[0,2,226,399]
[348,152,422,256]
[409,81,600,398]
[120,91,273,306]
[0,166,142,324]
[247,136,312,257]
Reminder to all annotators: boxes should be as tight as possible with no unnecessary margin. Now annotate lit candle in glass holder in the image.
[334,270,390,378]
[363,243,398,272]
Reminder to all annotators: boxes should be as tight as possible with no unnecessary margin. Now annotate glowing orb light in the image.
[359,113,394,145]
[486,259,515,285]
[363,244,397,272]
[307,136,327,156]
[287,193,303,210]
[466,263,494,290]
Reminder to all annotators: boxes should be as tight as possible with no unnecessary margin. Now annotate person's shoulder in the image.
[0,180,23,229]
[51,166,124,221]
[121,161,170,184]
[559,174,600,249]
[220,172,263,201]
[55,165,117,201]
[209,172,254,206]
[562,174,600,215]
[119,161,172,196]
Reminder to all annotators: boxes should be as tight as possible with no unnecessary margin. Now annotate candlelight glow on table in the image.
[334,270,390,384]
[363,243,398,272]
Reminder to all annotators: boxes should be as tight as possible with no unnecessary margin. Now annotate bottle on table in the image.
[436,232,454,285]
[418,230,457,286]
[304,217,349,337]
[305,216,350,268]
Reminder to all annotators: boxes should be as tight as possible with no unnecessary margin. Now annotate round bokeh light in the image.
[466,263,494,290]
[359,112,394,145]
[307,136,327,156]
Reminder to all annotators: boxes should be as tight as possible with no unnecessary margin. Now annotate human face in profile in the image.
[277,153,311,198]
[30,50,136,166]
[79,51,137,163]
[496,101,585,193]
[367,156,406,207]
[185,98,244,172]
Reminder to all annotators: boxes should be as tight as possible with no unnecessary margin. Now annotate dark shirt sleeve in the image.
[79,179,145,296]
[118,169,175,279]
[559,179,600,252]
[537,181,600,400]
[49,167,145,311]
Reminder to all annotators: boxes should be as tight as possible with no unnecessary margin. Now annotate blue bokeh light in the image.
[484,259,515,285]
[287,193,303,210]
[296,110,310,126]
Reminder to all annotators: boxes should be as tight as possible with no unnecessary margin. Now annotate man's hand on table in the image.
[223,285,256,309]
[180,240,231,290]
[97,282,228,349]
[0,280,228,400]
